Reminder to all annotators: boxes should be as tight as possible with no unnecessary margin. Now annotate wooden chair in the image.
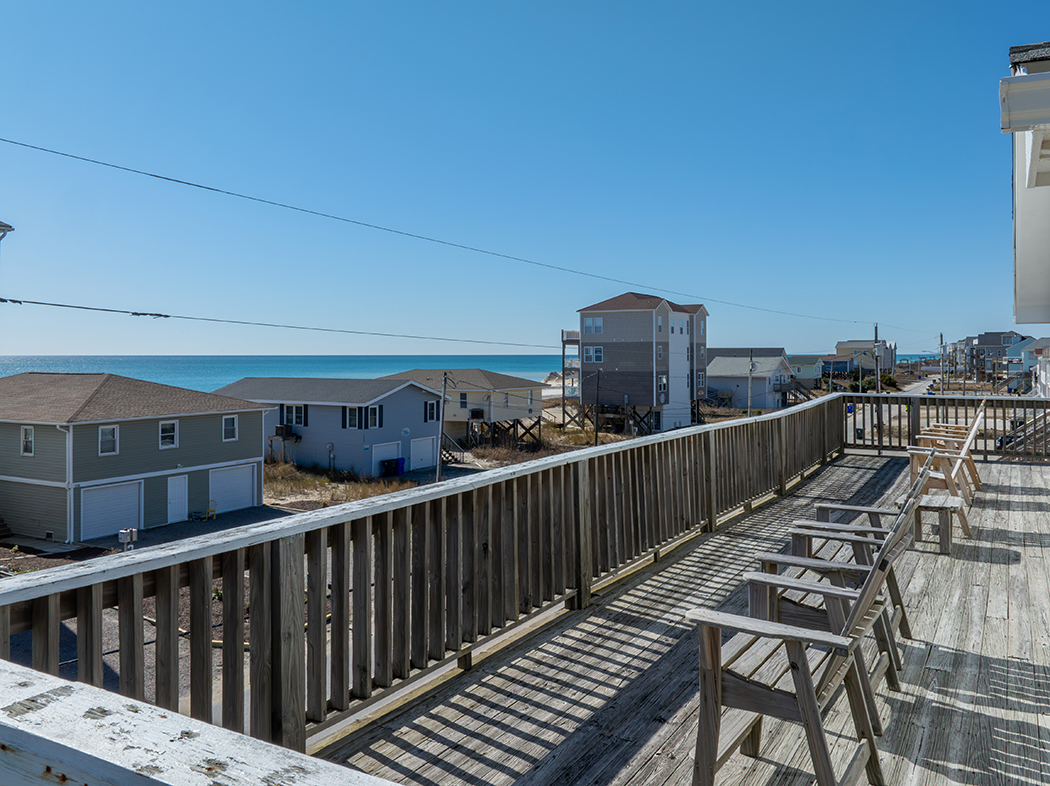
[686,496,919,786]
[206,500,217,520]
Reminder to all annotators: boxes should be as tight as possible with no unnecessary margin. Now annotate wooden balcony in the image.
[0,394,1046,784]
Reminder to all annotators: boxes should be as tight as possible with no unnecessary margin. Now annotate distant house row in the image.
[0,369,542,543]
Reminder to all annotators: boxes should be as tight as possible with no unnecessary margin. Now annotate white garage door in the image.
[81,482,141,540]
[371,442,400,477]
[410,437,436,471]
[210,464,256,514]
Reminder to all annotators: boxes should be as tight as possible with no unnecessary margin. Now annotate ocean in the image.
[0,355,563,393]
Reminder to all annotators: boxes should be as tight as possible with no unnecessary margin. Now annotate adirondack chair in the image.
[914,398,985,499]
[686,496,919,786]
[907,448,973,537]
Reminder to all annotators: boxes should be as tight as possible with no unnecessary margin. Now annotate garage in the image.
[81,481,141,540]
[209,464,256,514]
[371,442,400,477]
[410,437,436,471]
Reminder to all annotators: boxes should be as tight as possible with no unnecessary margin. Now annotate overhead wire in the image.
[0,136,937,333]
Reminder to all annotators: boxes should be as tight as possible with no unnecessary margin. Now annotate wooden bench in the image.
[685,496,919,786]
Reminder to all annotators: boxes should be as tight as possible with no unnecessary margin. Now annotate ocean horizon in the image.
[0,355,564,393]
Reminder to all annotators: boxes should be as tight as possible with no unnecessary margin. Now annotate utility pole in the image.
[594,369,601,446]
[939,333,945,395]
[874,323,881,394]
[747,349,754,416]
[435,371,449,483]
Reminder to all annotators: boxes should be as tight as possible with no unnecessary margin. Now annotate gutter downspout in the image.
[56,424,73,543]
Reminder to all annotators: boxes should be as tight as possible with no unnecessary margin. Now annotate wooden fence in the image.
[0,395,844,753]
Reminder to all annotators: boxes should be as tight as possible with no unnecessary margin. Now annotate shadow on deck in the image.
[319,455,1050,786]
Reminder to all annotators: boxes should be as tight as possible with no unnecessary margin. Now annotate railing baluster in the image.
[330,521,351,709]
[248,542,272,741]
[189,556,213,722]
[461,490,477,643]
[77,584,103,687]
[32,595,59,677]
[352,518,374,699]
[221,548,245,732]
[155,565,179,711]
[428,500,445,659]
[306,528,329,715]
[392,507,411,679]
[444,497,461,652]
[410,503,429,670]
[274,533,306,751]
[489,485,504,631]
[117,576,143,700]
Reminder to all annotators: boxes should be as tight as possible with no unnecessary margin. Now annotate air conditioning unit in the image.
[276,425,289,437]
[469,408,485,420]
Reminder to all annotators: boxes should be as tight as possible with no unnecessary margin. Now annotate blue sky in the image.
[0,2,1044,357]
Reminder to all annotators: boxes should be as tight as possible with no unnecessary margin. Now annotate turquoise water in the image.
[0,355,562,393]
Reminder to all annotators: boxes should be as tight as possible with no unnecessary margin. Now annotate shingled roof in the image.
[214,377,438,405]
[578,292,706,315]
[380,368,540,391]
[0,373,268,424]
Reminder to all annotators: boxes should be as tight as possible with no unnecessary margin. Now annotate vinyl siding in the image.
[0,481,67,540]
[580,310,654,343]
[264,388,441,478]
[0,423,66,483]
[71,412,262,483]
[580,342,656,406]
[441,388,542,426]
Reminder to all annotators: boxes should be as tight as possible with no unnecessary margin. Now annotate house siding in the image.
[580,342,657,407]
[0,423,66,483]
[441,387,542,429]
[265,388,441,478]
[0,481,67,541]
[71,412,262,484]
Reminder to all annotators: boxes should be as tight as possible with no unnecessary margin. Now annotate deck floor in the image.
[322,455,1050,785]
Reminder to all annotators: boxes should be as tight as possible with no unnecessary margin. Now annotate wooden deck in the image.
[321,455,1050,785]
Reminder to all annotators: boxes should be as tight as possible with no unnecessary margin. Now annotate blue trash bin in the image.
[396,457,406,475]
[846,404,854,414]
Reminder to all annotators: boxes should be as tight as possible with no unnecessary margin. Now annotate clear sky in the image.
[0,2,1044,357]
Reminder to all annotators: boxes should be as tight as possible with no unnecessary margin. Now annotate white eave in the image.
[1001,72,1050,132]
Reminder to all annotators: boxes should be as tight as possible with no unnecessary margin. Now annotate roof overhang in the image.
[1001,72,1050,132]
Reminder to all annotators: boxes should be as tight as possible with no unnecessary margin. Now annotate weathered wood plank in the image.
[391,507,411,679]
[189,556,213,722]
[330,520,351,710]
[116,575,143,700]
[353,517,374,700]
[75,584,103,687]
[154,564,180,711]
[306,528,329,718]
[221,548,245,732]
[248,541,272,741]
[273,533,306,751]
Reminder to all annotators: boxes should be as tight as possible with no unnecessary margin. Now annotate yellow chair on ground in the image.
[206,500,217,520]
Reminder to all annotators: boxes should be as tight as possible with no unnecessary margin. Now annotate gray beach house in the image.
[0,373,268,543]
[214,377,443,477]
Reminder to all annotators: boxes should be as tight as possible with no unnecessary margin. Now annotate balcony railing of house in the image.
[0,392,1044,778]
[561,329,580,342]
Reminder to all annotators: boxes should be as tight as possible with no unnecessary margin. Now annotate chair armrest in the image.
[742,571,862,601]
[791,520,889,536]
[684,608,853,651]
[787,528,888,547]
[813,503,900,519]
[753,552,873,581]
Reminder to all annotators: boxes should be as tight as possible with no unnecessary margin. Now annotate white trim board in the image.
[74,456,263,488]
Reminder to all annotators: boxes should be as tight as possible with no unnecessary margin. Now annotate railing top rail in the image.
[0,394,839,607]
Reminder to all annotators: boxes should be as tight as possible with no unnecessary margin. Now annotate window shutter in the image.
[423,401,428,423]
[279,404,285,424]
[341,407,347,429]
[378,405,384,428]
[361,406,368,429]
[303,405,309,427]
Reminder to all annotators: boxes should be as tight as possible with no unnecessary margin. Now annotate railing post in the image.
[908,396,921,447]
[574,458,593,609]
[776,416,787,496]
[703,430,718,531]
[272,533,306,752]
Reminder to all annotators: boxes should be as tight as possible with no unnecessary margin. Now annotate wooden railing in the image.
[0,395,844,755]
[842,392,1050,458]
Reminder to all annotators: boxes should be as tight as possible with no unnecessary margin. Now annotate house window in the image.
[686,320,690,335]
[700,346,706,358]
[658,375,667,393]
[594,346,603,363]
[347,407,358,428]
[584,345,605,362]
[99,425,119,456]
[284,404,304,426]
[424,400,437,422]
[459,392,468,409]
[583,317,603,334]
[671,320,675,334]
[528,390,534,407]
[502,393,509,407]
[700,320,705,336]
[20,426,33,456]
[222,415,238,442]
[652,411,662,432]
[159,420,178,449]
[658,346,663,360]
[593,317,602,334]
[657,316,663,333]
[687,346,691,361]
[368,406,379,428]
[697,371,705,387]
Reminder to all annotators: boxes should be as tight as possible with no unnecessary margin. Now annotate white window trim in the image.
[594,346,604,363]
[222,415,239,442]
[368,406,379,428]
[658,346,663,360]
[584,346,594,363]
[284,404,304,426]
[347,407,358,428]
[658,375,668,393]
[99,425,119,456]
[425,400,437,422]
[159,420,179,450]
[459,392,468,409]
[593,317,603,334]
[20,426,33,457]
[657,315,663,333]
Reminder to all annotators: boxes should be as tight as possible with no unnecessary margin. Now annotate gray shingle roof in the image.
[213,377,438,406]
[0,373,267,424]
[706,356,790,378]
[578,292,705,315]
[707,347,787,361]
[379,369,540,392]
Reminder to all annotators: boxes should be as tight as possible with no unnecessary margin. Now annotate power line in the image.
[0,136,935,332]
[0,296,559,350]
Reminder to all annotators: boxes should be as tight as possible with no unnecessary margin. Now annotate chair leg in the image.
[850,646,885,736]
[786,640,838,786]
[885,568,913,639]
[741,717,762,758]
[871,612,902,690]
[842,657,887,786]
[693,625,722,786]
